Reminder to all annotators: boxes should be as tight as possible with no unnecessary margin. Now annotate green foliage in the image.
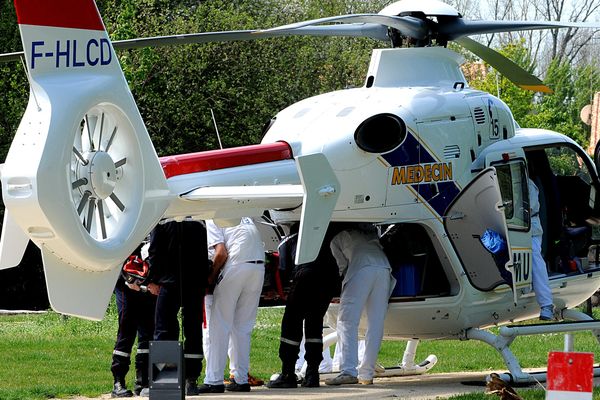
[0,0,27,161]
[449,388,600,399]
[90,0,381,155]
[521,60,588,146]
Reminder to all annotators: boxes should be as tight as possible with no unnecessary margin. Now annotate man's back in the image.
[207,218,264,267]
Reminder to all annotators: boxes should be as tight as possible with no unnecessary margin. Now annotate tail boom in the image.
[1,0,170,318]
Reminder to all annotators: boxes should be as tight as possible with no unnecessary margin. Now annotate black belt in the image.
[246,260,264,264]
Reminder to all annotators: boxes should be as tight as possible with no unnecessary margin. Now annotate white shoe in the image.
[324,373,358,385]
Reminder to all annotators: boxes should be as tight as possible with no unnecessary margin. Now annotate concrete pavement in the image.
[75,370,600,399]
[79,371,526,400]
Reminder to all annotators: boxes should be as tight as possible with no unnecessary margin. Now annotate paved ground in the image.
[72,370,550,400]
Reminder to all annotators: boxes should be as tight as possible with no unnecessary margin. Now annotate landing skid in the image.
[466,309,600,384]
[322,332,438,377]
[392,339,438,376]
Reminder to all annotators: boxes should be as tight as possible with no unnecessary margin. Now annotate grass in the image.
[448,389,600,399]
[1,303,600,399]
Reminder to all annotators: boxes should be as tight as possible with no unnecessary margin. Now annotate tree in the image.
[523,60,600,146]
[93,0,384,155]
[469,40,536,123]
[0,0,28,161]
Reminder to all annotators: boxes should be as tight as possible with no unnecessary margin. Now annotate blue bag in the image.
[480,229,512,285]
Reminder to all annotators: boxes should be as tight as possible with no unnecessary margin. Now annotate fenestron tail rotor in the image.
[71,106,134,242]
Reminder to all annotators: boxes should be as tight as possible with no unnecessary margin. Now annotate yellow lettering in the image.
[390,163,453,186]
[406,166,414,183]
[424,164,432,182]
[391,167,405,185]
[432,164,440,181]
[414,165,424,183]
[443,163,453,180]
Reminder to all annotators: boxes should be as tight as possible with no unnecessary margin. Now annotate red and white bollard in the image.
[546,351,593,400]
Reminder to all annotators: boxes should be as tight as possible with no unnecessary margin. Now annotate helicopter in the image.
[3,0,600,384]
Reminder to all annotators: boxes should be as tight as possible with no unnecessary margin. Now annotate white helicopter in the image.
[3,0,600,384]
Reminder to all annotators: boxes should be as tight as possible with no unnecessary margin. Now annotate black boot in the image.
[111,379,133,398]
[301,365,320,387]
[267,372,297,388]
[185,379,200,395]
[133,368,147,396]
[196,383,225,393]
[267,361,297,389]
[225,377,251,392]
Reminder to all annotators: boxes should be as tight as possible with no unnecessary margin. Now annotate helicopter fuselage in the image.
[253,47,600,339]
[161,47,600,340]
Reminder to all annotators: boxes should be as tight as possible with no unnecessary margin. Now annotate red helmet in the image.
[121,255,149,285]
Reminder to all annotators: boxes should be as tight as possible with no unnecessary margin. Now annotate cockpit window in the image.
[354,113,406,154]
[545,146,592,184]
[495,161,529,230]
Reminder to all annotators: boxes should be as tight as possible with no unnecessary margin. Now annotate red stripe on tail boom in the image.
[159,142,293,179]
[14,0,105,31]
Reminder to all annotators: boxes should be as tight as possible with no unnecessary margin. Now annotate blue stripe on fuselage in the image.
[383,132,460,216]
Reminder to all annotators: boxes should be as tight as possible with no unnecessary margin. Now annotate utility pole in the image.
[583,92,600,156]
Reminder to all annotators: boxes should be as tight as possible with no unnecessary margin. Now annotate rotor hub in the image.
[89,151,118,199]
[379,0,460,17]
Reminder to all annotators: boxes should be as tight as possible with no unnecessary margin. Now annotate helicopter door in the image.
[444,167,514,293]
[488,159,533,293]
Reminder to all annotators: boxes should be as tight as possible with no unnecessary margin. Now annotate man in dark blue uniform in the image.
[145,220,209,396]
[267,224,342,389]
[111,245,156,398]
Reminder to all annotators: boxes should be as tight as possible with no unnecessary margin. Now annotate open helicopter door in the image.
[485,152,533,296]
[444,167,516,301]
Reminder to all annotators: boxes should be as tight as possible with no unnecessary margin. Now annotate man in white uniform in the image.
[529,178,554,320]
[198,218,265,393]
[202,294,263,387]
[325,224,394,386]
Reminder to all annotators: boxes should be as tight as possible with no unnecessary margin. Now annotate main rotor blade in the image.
[0,23,390,63]
[456,37,552,93]
[262,14,427,40]
[442,20,600,41]
[114,24,389,50]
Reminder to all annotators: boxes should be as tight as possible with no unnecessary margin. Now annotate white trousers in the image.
[332,339,365,372]
[338,266,390,380]
[202,295,235,373]
[295,334,334,373]
[204,263,264,385]
[532,234,553,308]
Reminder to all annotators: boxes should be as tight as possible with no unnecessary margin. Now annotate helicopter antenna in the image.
[210,108,223,150]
